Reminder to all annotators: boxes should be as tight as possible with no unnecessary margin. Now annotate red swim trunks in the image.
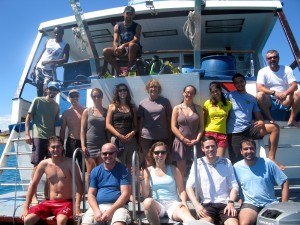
[28,199,73,220]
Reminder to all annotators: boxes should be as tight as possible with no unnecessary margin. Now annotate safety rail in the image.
[131,151,141,223]
[72,147,86,222]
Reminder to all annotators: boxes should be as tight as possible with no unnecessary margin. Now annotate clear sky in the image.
[0,0,299,131]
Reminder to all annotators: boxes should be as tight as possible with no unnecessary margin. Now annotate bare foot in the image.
[272,159,285,171]
[287,120,300,128]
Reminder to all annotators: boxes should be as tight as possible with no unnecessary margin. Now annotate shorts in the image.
[28,199,73,220]
[81,204,131,225]
[35,68,56,97]
[270,97,290,111]
[31,138,49,166]
[205,131,228,148]
[66,137,83,169]
[240,203,264,213]
[111,136,138,165]
[156,199,181,219]
[227,125,263,164]
[202,203,237,224]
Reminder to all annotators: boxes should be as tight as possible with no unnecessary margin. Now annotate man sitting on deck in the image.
[256,49,300,128]
[21,136,83,225]
[234,138,289,225]
[102,6,142,77]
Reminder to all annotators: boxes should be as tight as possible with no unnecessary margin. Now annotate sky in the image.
[0,0,299,131]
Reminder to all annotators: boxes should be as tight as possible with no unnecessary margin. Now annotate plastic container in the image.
[200,55,236,77]
[181,65,194,73]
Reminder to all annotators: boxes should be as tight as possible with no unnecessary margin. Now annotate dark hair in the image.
[183,85,197,95]
[147,141,171,167]
[266,49,279,57]
[91,88,103,98]
[48,136,64,147]
[201,135,217,148]
[232,73,246,83]
[239,138,256,150]
[209,82,227,106]
[112,83,132,108]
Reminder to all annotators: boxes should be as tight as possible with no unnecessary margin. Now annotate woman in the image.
[140,142,195,225]
[80,88,107,188]
[137,79,172,166]
[106,83,138,168]
[203,82,232,156]
[171,85,204,178]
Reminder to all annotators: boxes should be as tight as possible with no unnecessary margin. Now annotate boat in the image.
[0,0,300,224]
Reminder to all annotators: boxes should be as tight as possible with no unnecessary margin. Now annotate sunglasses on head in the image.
[153,151,167,155]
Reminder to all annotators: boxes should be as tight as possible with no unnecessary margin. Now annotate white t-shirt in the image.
[257,65,296,92]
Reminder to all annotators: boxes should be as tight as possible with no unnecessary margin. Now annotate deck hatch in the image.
[142,29,178,38]
[206,18,244,33]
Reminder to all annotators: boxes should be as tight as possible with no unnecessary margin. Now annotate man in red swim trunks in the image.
[21,136,83,225]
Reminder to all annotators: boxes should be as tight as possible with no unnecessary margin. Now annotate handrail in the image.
[72,148,86,220]
[193,145,199,201]
[131,151,141,221]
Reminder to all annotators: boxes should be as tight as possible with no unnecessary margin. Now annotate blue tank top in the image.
[150,165,179,201]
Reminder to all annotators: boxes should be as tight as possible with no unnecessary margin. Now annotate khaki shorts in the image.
[81,204,131,225]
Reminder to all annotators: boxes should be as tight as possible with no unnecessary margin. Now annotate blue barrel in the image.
[181,65,194,73]
[200,55,236,77]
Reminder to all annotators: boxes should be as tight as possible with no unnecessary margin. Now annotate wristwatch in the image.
[271,90,276,96]
[228,200,234,204]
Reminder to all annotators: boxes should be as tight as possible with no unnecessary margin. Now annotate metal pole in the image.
[193,0,202,69]
[193,145,199,201]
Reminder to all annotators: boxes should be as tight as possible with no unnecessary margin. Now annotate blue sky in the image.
[0,0,299,131]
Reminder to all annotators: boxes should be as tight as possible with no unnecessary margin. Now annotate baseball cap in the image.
[68,89,79,96]
[124,6,135,13]
[47,81,60,91]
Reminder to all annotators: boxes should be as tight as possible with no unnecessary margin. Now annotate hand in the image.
[224,203,237,216]
[25,134,32,145]
[253,120,264,128]
[101,208,114,222]
[179,201,189,209]
[21,209,28,221]
[114,47,123,56]
[81,146,90,157]
[182,137,193,146]
[94,210,103,222]
[195,203,209,218]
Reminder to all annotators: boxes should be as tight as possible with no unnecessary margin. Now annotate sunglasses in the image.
[92,95,102,99]
[153,151,167,155]
[49,88,58,92]
[101,151,116,156]
[69,94,79,98]
[118,89,128,93]
[267,56,278,60]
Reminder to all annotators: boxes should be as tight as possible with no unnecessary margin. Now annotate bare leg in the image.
[217,146,226,157]
[56,214,68,225]
[224,218,239,225]
[256,92,273,121]
[85,158,97,189]
[288,90,300,128]
[103,47,121,75]
[143,198,161,225]
[127,42,140,68]
[239,207,258,225]
[24,213,40,225]
[264,123,285,170]
[176,160,186,179]
[31,167,39,205]
[172,204,196,223]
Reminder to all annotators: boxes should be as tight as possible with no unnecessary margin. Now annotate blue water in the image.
[0,143,22,194]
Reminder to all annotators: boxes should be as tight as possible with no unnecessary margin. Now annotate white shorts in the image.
[156,199,181,219]
[81,204,131,225]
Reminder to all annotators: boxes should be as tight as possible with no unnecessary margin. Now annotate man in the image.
[234,138,289,225]
[21,136,83,225]
[226,73,284,170]
[102,6,142,77]
[25,81,60,203]
[31,25,70,96]
[256,49,300,128]
[60,89,85,169]
[81,143,131,225]
[186,136,239,225]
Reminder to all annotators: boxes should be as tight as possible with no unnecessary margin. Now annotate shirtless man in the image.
[60,89,85,168]
[22,136,83,225]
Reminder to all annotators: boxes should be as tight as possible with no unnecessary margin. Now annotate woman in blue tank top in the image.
[140,142,195,224]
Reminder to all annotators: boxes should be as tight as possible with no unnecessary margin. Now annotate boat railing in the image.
[131,150,141,222]
[72,147,86,222]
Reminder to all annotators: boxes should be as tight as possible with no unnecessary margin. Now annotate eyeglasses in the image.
[118,89,128,93]
[49,88,58,92]
[267,56,278,60]
[153,151,167,155]
[69,94,79,98]
[92,95,102,99]
[184,91,195,96]
[101,151,116,156]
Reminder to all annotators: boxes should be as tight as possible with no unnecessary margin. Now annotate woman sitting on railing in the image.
[140,141,196,225]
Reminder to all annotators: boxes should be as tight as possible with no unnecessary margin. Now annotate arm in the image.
[172,166,188,208]
[101,184,131,222]
[59,112,67,141]
[80,109,89,156]
[21,161,46,220]
[194,105,204,143]
[87,187,103,222]
[120,24,142,48]
[171,106,185,140]
[140,168,150,198]
[125,106,138,141]
[253,111,265,128]
[105,104,125,141]
[281,180,289,202]
[43,44,70,67]
[186,186,208,218]
[25,113,32,145]
[223,188,238,216]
